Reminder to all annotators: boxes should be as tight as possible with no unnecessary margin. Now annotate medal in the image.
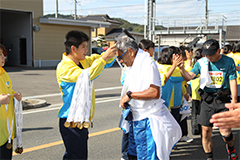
[64,121,71,128]
[83,122,90,129]
[15,147,23,154]
[6,143,12,149]
[72,122,77,128]
[77,122,83,130]
[65,69,93,131]
[5,104,14,150]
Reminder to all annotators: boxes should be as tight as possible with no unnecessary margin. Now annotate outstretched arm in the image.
[230,79,237,103]
[210,103,240,129]
[176,55,196,81]
[164,54,182,83]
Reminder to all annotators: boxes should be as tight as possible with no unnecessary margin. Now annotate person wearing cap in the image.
[176,39,238,160]
[117,36,181,160]
[209,42,240,129]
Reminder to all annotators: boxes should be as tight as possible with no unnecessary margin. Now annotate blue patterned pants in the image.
[128,118,159,160]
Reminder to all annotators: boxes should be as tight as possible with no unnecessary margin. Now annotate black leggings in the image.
[0,141,12,160]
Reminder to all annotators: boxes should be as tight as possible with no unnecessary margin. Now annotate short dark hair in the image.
[202,39,219,56]
[179,45,186,59]
[157,46,179,65]
[193,48,202,65]
[223,45,232,54]
[138,39,155,50]
[0,44,6,53]
[64,30,89,54]
[186,47,193,53]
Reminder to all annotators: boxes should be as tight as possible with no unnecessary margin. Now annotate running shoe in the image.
[226,145,238,160]
[180,136,193,143]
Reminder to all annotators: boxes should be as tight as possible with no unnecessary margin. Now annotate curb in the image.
[22,99,47,110]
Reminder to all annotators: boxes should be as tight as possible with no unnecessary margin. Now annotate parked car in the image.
[92,47,103,55]
[154,45,169,60]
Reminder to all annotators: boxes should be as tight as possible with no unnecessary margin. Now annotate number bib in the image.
[208,71,223,88]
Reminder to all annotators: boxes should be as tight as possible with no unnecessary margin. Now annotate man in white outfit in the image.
[116,36,181,160]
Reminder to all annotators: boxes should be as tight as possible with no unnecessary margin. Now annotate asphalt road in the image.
[4,65,240,160]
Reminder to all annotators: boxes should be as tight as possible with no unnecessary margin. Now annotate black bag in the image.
[122,102,133,121]
[198,88,214,104]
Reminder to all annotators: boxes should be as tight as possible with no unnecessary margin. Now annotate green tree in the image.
[97,34,107,47]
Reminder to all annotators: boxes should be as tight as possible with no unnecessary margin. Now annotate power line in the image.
[45,0,200,13]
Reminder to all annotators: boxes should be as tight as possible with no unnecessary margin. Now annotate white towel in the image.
[198,57,212,89]
[66,68,93,124]
[119,49,181,160]
[14,98,23,148]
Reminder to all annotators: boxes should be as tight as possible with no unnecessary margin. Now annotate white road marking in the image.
[23,97,120,115]
[23,86,122,99]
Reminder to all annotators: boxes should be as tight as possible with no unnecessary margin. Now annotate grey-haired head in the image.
[116,36,138,53]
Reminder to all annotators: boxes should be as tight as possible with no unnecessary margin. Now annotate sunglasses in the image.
[117,50,127,61]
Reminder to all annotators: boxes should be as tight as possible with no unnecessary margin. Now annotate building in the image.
[79,14,123,38]
[79,14,144,47]
[0,0,110,67]
[154,16,239,48]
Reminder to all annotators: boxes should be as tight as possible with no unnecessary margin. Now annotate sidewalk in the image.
[22,98,47,110]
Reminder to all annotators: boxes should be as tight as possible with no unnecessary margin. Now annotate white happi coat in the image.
[120,49,182,160]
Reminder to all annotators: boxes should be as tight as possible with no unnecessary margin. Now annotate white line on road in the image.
[23,97,120,115]
[23,86,122,99]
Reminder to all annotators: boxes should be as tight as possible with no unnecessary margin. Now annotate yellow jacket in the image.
[190,76,201,101]
[56,53,115,120]
[0,67,16,146]
[227,52,240,84]
[157,63,186,110]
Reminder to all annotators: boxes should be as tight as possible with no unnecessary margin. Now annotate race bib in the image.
[208,71,223,88]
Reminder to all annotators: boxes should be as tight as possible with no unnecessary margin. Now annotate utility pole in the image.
[144,0,147,39]
[205,0,208,29]
[55,0,58,18]
[146,0,156,41]
[74,0,77,20]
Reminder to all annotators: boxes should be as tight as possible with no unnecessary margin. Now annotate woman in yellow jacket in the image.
[0,44,22,159]
[231,41,240,101]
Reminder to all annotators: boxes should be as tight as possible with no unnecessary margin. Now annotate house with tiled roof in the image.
[79,14,123,38]
[79,14,144,47]
[104,28,144,46]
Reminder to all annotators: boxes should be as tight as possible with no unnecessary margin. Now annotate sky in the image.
[43,0,240,27]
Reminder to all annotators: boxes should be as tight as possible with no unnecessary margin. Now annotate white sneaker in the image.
[180,136,193,143]
[212,126,219,130]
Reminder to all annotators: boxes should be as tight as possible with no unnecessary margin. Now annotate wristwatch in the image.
[126,91,132,99]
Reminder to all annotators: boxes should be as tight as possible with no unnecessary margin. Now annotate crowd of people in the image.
[1,30,240,160]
